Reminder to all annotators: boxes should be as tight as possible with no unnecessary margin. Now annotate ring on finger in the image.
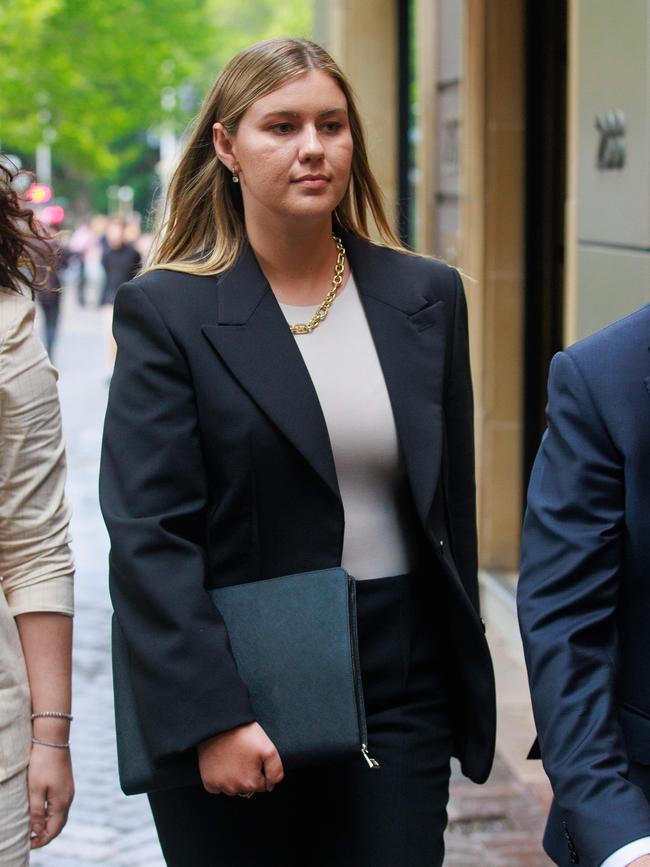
[238,792,254,799]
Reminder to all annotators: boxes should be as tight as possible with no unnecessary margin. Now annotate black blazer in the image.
[99,229,496,784]
[518,305,650,865]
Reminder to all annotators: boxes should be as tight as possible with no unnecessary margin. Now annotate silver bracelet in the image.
[32,737,70,749]
[31,711,73,721]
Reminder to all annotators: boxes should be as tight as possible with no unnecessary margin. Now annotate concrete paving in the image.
[30,288,164,867]
[29,284,553,866]
[445,621,553,866]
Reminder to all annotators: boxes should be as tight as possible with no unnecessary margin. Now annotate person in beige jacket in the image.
[0,163,74,865]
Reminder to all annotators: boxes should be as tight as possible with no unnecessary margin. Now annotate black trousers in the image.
[149,571,453,867]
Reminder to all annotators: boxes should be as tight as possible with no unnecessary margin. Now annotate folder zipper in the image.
[348,576,381,770]
[361,743,380,769]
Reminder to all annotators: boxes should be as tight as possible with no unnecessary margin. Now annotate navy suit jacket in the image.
[518,304,650,865]
[99,229,496,785]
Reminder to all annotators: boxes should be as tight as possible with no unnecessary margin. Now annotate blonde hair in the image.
[146,37,406,275]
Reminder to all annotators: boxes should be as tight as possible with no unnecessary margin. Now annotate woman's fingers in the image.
[197,722,285,796]
[26,745,74,848]
[252,763,268,795]
[262,747,284,791]
[223,755,268,797]
[46,788,72,842]
[28,781,47,848]
[30,794,70,849]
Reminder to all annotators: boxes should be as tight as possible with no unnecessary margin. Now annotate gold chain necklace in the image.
[289,234,346,335]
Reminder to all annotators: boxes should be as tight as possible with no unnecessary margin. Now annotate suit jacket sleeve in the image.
[445,270,479,613]
[517,349,650,865]
[99,281,255,763]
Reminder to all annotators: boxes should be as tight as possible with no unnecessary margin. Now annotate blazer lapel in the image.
[343,231,447,525]
[201,233,448,524]
[202,245,340,503]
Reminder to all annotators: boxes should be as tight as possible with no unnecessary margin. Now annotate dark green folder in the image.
[112,567,377,795]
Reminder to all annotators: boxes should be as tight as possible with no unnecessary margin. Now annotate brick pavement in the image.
[446,755,552,866]
[29,287,553,866]
[30,291,163,867]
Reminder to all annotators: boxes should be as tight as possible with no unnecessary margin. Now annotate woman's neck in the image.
[245,215,347,305]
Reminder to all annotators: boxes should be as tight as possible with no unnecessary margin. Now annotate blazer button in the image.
[439,539,444,550]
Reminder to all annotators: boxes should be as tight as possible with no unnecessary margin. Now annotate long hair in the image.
[147,37,406,275]
[0,163,52,295]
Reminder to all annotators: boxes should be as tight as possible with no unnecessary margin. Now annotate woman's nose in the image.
[298,125,325,160]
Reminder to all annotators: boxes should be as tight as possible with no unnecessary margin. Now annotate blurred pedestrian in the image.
[123,211,141,246]
[91,214,109,255]
[83,214,108,306]
[33,230,70,361]
[68,219,94,307]
[100,216,141,374]
[100,37,495,867]
[0,164,75,863]
[518,306,650,867]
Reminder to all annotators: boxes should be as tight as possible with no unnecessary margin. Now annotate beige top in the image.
[0,288,74,782]
[280,273,420,580]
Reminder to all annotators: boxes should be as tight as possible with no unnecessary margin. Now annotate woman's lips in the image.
[293,176,329,188]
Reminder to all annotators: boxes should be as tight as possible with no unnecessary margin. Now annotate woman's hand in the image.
[27,744,74,848]
[14,611,74,847]
[197,721,284,796]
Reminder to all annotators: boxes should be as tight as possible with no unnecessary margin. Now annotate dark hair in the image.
[0,162,52,294]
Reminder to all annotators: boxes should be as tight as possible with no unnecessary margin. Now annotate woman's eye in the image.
[271,123,294,135]
[322,122,343,133]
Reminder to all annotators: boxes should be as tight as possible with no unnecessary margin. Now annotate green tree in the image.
[206,0,313,66]
[1,0,212,176]
[0,0,313,215]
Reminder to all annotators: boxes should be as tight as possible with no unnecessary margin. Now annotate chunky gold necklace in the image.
[289,234,346,335]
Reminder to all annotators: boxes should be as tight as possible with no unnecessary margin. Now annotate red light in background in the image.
[40,205,65,225]
[26,183,53,204]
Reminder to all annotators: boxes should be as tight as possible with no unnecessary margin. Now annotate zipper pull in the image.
[361,744,381,769]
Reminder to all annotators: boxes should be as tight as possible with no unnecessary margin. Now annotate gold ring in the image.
[238,792,254,799]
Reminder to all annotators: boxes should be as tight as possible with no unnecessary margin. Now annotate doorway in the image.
[523,0,568,490]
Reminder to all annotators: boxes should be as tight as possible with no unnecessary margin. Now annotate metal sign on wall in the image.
[575,0,650,340]
[578,0,649,248]
[595,110,626,169]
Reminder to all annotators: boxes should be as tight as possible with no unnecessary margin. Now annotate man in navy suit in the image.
[518,304,650,867]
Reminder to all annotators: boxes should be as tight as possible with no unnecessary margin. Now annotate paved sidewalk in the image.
[445,621,552,866]
[30,289,552,866]
[31,291,163,867]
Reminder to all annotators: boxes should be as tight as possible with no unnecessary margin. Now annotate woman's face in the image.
[214,69,354,226]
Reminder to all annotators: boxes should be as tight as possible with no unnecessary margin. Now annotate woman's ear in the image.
[213,123,238,173]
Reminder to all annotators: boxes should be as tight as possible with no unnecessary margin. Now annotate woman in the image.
[100,216,142,375]
[99,37,495,867]
[0,164,75,864]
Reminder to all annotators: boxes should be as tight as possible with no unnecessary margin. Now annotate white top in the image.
[0,288,74,781]
[279,273,420,580]
[600,838,650,867]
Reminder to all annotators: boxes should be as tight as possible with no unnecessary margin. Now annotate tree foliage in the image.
[1,0,211,174]
[0,0,313,211]
[206,0,313,67]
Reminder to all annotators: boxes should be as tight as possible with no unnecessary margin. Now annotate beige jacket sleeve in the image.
[0,289,74,616]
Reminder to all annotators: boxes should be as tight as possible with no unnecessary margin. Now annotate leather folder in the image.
[112,567,378,795]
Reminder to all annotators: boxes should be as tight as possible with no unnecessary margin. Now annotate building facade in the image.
[315,0,650,575]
